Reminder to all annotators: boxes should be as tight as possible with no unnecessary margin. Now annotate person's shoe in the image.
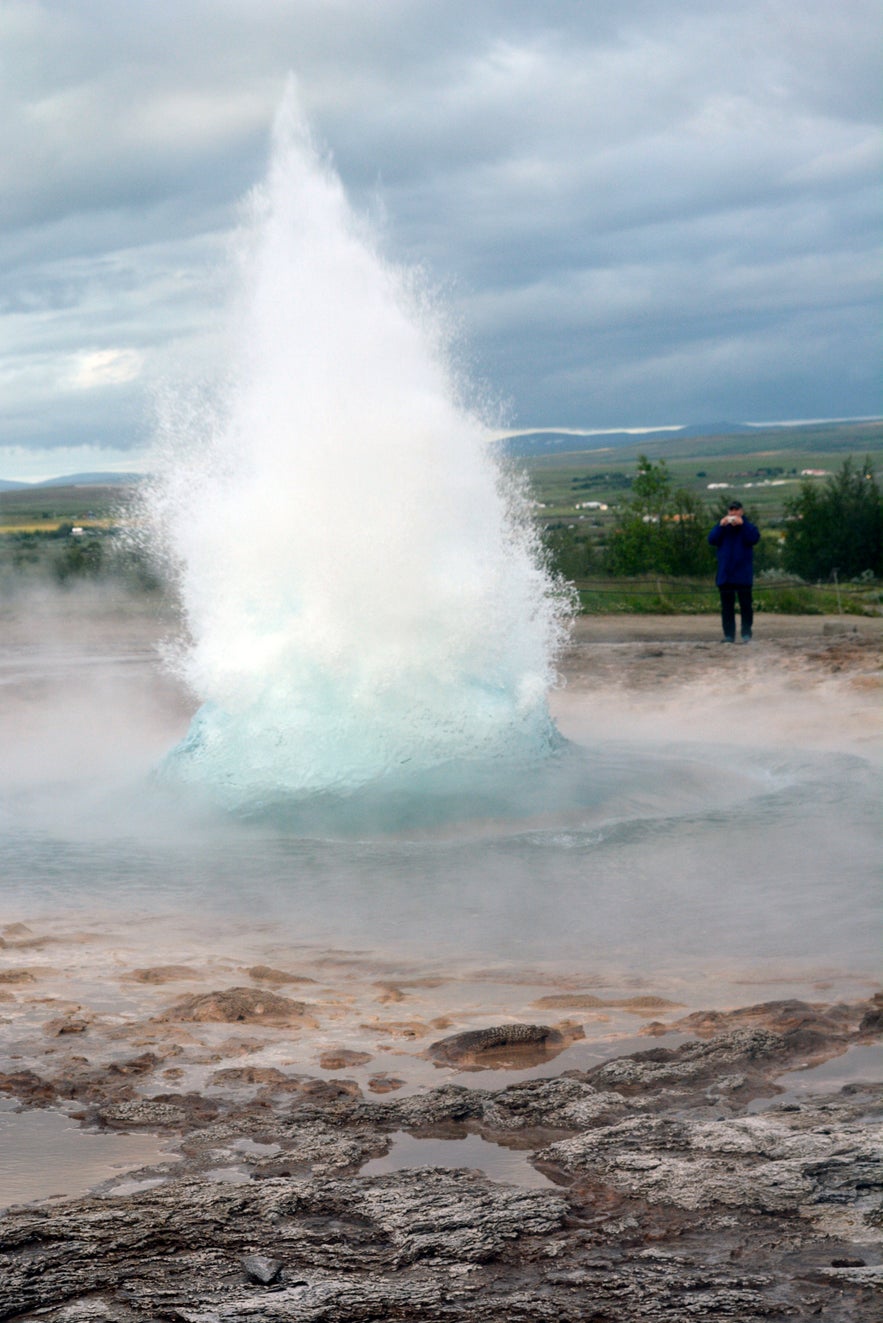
[741,631,752,643]
[721,636,735,643]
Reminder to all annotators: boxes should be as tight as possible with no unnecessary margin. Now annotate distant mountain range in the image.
[0,471,145,492]
[1,418,878,487]
[501,421,756,458]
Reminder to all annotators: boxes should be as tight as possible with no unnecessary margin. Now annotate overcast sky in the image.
[1,0,880,479]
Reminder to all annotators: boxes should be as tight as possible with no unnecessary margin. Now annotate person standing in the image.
[708,500,760,642]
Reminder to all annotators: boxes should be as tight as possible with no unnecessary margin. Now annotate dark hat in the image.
[727,500,744,510]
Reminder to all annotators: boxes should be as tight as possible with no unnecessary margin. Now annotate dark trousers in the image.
[719,584,753,640]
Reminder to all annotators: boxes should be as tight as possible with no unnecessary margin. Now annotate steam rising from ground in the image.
[145,87,570,808]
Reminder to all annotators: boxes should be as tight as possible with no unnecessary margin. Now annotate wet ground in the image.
[1,601,880,1319]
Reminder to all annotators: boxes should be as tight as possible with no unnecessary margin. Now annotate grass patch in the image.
[573,576,881,616]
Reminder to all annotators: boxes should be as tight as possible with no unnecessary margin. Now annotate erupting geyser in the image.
[148,86,571,815]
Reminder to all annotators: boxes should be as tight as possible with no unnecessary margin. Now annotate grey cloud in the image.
[0,0,880,462]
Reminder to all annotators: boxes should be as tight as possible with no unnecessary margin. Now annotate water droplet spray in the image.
[146,84,572,820]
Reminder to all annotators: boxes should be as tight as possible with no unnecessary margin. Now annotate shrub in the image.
[783,457,883,580]
[606,456,709,576]
[54,537,103,581]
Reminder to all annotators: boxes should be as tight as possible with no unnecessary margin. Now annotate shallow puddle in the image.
[203,1166,253,1185]
[360,1130,556,1188]
[747,1042,883,1113]
[0,1105,179,1210]
[776,1043,883,1093]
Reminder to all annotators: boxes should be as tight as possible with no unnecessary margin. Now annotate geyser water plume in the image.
[148,86,572,813]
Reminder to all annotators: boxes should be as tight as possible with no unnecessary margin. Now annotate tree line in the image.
[543,455,883,583]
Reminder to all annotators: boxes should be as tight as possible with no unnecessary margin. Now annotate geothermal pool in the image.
[1,604,879,1008]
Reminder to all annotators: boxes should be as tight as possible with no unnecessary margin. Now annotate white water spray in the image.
[148,87,571,812]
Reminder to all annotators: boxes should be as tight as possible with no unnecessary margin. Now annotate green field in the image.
[520,419,883,530]
[0,483,155,591]
[0,483,136,532]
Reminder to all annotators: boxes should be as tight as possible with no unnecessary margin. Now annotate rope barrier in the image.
[570,579,870,596]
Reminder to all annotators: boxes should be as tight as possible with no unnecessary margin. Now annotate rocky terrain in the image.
[1,983,880,1321]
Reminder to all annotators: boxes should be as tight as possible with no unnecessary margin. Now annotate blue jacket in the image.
[708,518,760,585]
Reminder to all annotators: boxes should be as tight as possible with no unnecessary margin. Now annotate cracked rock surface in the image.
[1,995,880,1321]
